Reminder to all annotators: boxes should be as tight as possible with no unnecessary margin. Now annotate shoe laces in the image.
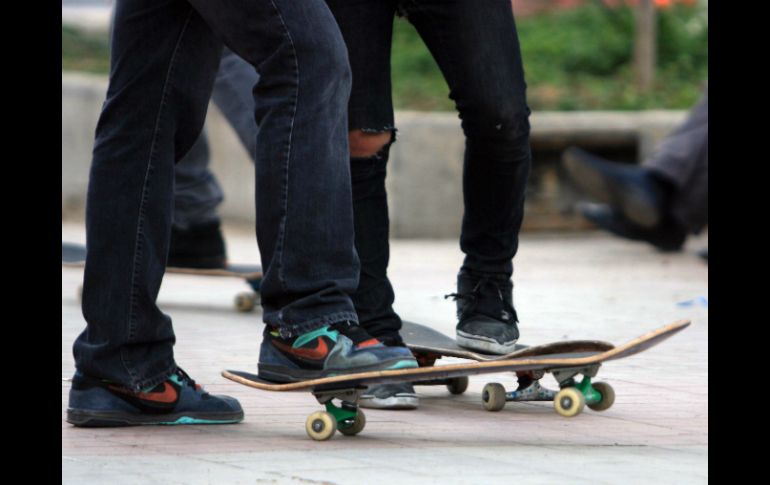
[173,367,205,393]
[445,275,518,323]
[329,321,379,346]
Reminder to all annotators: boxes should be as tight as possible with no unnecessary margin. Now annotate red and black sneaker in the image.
[257,321,417,383]
[66,367,243,427]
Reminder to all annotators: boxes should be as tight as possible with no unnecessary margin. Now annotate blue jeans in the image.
[75,0,360,391]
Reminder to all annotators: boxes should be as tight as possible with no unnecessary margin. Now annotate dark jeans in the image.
[75,0,360,391]
[327,0,532,344]
[645,88,708,233]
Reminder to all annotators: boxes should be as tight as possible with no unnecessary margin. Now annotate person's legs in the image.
[76,0,225,390]
[169,48,259,269]
[325,0,420,409]
[210,48,260,159]
[644,89,708,233]
[186,0,416,382]
[561,89,708,251]
[70,0,415,427]
[70,0,241,427]
[326,0,404,346]
[403,0,532,353]
[170,132,228,269]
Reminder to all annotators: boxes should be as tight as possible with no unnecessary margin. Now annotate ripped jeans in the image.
[327,0,532,344]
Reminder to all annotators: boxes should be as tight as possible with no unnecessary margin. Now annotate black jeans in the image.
[75,0,359,391]
[327,0,532,344]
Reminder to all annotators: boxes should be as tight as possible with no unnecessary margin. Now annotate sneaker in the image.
[258,321,418,383]
[66,367,244,427]
[360,383,419,410]
[168,220,227,269]
[447,269,519,354]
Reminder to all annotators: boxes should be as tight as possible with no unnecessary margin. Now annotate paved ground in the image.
[62,222,708,484]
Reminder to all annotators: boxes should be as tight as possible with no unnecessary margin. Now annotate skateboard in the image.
[401,320,615,403]
[62,242,263,312]
[223,319,690,440]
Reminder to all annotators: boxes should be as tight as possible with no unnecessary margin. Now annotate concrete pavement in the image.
[62,221,708,484]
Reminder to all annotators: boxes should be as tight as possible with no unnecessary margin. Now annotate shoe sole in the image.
[258,357,418,384]
[456,331,518,355]
[359,394,419,410]
[564,155,661,228]
[66,409,244,427]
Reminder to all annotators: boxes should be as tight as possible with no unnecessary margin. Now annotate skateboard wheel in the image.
[305,411,336,441]
[76,284,83,302]
[234,292,257,312]
[338,410,366,436]
[554,388,586,417]
[482,383,506,412]
[587,382,615,411]
[447,376,469,395]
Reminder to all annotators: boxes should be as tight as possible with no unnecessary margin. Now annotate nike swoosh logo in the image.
[109,382,179,404]
[273,338,329,360]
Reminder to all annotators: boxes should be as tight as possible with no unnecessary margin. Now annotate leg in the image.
[403,0,531,353]
[77,0,225,390]
[561,89,708,250]
[177,0,359,333]
[326,0,404,346]
[403,0,531,277]
[69,0,244,427]
[171,132,228,268]
[325,0,419,409]
[210,48,260,160]
[169,48,259,269]
[183,0,416,380]
[644,89,708,233]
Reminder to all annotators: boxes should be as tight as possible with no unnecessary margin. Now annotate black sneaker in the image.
[258,321,418,383]
[447,270,519,354]
[360,383,419,410]
[67,367,244,427]
[168,220,227,269]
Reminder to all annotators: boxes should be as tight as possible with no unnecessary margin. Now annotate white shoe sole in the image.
[359,394,419,410]
[456,331,518,354]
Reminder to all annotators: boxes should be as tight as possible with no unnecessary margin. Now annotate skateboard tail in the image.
[600,319,690,362]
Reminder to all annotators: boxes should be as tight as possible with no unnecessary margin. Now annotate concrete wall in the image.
[62,72,687,237]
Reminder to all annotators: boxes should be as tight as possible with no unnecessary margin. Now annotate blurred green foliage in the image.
[62,1,707,110]
[62,25,111,73]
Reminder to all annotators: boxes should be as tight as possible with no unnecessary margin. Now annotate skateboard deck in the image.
[223,319,690,440]
[402,320,614,362]
[62,242,263,312]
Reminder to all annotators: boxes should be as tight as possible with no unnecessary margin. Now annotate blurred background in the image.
[62,0,708,236]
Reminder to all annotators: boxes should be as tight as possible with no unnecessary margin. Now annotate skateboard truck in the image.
[481,364,615,417]
[306,387,367,441]
[550,364,615,416]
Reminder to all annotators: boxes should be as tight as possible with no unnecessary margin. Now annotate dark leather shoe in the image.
[563,147,669,228]
[579,202,687,252]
